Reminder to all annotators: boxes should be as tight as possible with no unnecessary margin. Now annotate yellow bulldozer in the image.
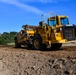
[14,13,76,50]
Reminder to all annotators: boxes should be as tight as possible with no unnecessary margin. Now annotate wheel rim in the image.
[34,39,40,49]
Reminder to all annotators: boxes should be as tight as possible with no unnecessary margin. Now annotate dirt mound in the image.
[0,45,76,75]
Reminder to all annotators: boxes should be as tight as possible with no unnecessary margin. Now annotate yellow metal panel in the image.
[57,39,67,43]
[55,33,62,40]
[26,30,35,34]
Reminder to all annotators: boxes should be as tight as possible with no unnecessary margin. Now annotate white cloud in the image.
[0,0,69,14]
[19,0,69,3]
[0,0,44,14]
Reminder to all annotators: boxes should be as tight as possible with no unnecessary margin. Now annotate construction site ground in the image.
[0,43,76,75]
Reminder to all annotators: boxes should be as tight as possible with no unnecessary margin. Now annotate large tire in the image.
[51,43,62,49]
[15,38,21,48]
[32,35,42,50]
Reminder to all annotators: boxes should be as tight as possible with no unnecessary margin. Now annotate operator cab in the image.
[48,16,69,26]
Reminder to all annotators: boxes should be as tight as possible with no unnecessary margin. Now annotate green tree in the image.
[0,31,18,45]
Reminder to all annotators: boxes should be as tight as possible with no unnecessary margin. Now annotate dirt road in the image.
[0,44,76,75]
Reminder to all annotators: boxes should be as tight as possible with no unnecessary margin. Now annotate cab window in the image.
[49,20,56,26]
[60,18,69,25]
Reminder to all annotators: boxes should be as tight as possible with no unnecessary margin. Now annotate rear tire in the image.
[15,38,21,48]
[32,35,42,50]
[51,43,62,49]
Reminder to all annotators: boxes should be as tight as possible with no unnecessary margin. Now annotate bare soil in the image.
[0,44,76,75]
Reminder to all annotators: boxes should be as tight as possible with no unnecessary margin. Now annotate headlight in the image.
[52,28,62,33]
[60,28,62,31]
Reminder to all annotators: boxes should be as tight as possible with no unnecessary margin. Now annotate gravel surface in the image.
[0,44,76,75]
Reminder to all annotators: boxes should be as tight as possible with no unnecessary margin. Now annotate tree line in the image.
[0,32,17,45]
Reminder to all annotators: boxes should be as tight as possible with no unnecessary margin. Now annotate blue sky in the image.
[0,0,76,33]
